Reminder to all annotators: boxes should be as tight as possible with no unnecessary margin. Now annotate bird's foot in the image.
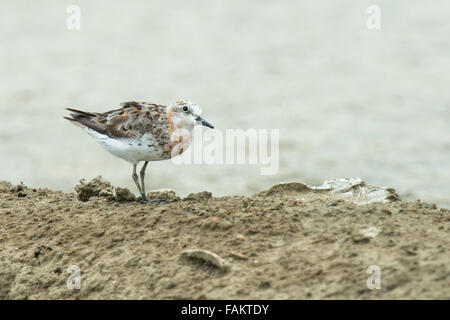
[140,196,149,204]
[138,196,168,205]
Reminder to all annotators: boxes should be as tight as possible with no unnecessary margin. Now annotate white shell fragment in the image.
[360,226,381,238]
[256,177,400,205]
[307,177,400,205]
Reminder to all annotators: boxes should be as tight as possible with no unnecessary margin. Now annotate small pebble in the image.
[236,234,245,241]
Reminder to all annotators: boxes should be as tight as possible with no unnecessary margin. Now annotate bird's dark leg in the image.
[132,164,144,200]
[139,161,149,203]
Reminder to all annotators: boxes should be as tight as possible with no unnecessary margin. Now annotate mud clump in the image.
[74,176,113,201]
[0,179,449,299]
[75,177,136,202]
[256,182,309,197]
[4,182,36,199]
[146,189,179,202]
[185,191,212,201]
[114,187,135,202]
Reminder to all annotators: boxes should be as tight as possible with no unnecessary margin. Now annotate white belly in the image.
[84,128,165,164]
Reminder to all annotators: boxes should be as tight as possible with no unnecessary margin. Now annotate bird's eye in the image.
[182,106,189,112]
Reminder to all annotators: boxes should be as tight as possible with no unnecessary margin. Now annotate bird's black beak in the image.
[196,116,214,129]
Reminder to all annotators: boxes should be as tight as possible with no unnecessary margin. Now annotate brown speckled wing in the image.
[65,101,170,140]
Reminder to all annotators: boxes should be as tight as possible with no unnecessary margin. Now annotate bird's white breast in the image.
[84,128,165,164]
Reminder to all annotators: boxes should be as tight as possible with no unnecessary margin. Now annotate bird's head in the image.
[168,100,214,131]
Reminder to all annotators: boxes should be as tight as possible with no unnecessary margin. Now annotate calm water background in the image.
[1,1,449,207]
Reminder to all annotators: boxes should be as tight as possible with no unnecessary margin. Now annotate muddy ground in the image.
[0,179,448,299]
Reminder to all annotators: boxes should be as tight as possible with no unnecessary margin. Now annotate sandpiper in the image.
[65,100,214,203]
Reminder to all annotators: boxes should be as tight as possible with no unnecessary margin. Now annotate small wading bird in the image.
[65,101,214,203]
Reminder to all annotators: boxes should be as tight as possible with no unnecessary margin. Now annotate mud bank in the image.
[0,179,448,299]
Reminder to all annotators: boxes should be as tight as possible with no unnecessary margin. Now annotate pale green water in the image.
[1,1,449,207]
